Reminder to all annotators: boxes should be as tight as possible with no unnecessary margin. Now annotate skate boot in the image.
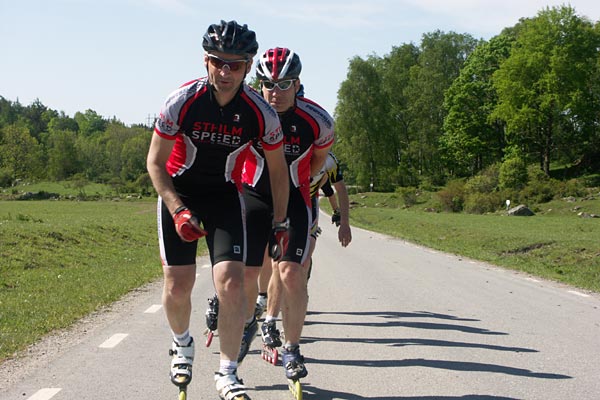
[261,320,282,348]
[254,294,267,320]
[237,317,258,363]
[260,321,281,365]
[205,294,219,331]
[214,371,250,400]
[282,344,307,380]
[169,338,195,387]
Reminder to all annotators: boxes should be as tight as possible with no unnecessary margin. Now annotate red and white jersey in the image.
[154,77,283,195]
[243,96,334,205]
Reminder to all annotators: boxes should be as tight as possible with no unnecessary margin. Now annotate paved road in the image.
[2,213,600,399]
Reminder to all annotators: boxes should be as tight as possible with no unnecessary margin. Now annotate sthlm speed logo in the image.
[283,135,301,156]
[189,121,243,147]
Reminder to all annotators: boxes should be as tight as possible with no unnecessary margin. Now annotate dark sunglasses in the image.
[262,79,296,91]
[207,54,248,72]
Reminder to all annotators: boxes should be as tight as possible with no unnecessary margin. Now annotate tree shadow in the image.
[307,357,571,379]
[304,310,505,335]
[303,319,507,336]
[253,383,521,399]
[301,336,536,353]
[307,310,480,322]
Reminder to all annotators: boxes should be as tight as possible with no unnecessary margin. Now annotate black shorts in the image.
[244,185,311,266]
[157,183,246,266]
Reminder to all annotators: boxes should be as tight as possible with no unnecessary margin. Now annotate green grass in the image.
[338,192,600,292]
[0,200,208,362]
[3,180,117,198]
[1,188,599,363]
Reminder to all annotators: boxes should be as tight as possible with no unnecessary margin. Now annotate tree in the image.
[74,109,107,136]
[492,5,600,175]
[0,123,44,181]
[335,55,388,190]
[46,129,79,180]
[404,30,479,184]
[441,31,515,176]
[381,43,420,186]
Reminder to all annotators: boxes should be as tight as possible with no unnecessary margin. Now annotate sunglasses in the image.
[207,54,248,72]
[262,79,296,91]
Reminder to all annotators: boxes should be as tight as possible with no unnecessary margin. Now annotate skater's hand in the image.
[331,209,341,227]
[269,218,289,261]
[173,206,207,242]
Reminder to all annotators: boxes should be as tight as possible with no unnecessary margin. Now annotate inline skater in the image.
[146,20,290,400]
[242,48,334,380]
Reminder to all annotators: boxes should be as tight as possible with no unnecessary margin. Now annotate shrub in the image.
[555,179,587,198]
[499,157,528,190]
[464,192,502,214]
[465,163,500,194]
[0,167,13,187]
[520,165,563,204]
[436,180,466,212]
[395,186,418,207]
[581,174,600,188]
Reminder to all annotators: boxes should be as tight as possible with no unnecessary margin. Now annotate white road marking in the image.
[99,333,129,348]
[144,304,162,313]
[568,290,590,298]
[27,388,62,400]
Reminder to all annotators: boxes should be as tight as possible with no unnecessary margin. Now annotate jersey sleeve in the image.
[154,80,203,140]
[154,91,185,140]
[326,153,344,184]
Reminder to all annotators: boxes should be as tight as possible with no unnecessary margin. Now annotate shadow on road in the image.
[253,383,522,399]
[305,357,571,379]
[307,310,480,322]
[304,310,506,336]
[301,336,536,353]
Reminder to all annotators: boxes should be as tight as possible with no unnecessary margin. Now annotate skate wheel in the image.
[178,387,187,400]
[287,379,302,400]
[271,348,278,365]
[205,331,214,347]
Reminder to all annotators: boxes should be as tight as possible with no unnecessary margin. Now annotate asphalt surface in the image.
[2,212,600,399]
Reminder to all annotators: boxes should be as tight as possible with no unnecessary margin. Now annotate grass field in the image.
[1,189,598,363]
[0,200,173,362]
[340,191,600,292]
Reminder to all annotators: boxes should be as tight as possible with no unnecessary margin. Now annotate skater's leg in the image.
[279,260,308,346]
[213,260,246,363]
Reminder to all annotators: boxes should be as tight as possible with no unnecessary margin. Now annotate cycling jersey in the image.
[319,152,344,197]
[243,96,334,205]
[154,78,284,266]
[155,78,284,195]
[324,152,343,184]
[243,97,334,266]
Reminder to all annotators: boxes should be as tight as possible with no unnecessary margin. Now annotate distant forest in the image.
[1,5,599,198]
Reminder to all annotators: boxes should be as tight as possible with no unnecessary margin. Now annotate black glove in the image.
[331,209,341,227]
[268,218,290,261]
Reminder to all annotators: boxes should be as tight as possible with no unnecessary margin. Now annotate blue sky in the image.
[1,0,599,126]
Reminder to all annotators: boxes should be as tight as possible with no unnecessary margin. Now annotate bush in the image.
[555,179,587,198]
[464,192,502,214]
[499,157,528,190]
[0,167,13,187]
[395,186,418,207]
[581,174,600,188]
[520,165,560,204]
[436,180,466,212]
[465,163,500,194]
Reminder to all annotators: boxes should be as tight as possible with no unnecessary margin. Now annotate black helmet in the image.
[202,20,258,57]
[256,47,302,81]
